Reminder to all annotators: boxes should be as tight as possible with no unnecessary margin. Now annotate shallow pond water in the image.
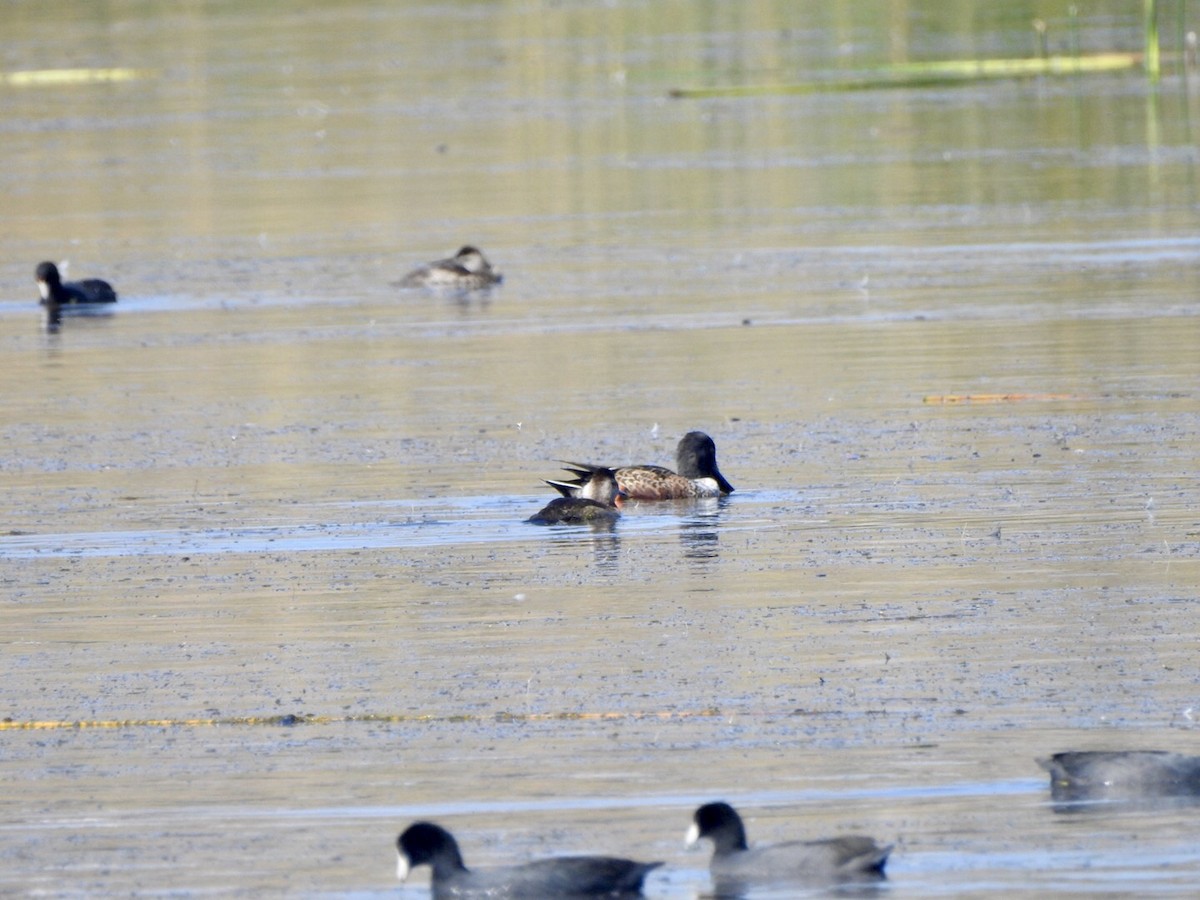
[3,1,1200,896]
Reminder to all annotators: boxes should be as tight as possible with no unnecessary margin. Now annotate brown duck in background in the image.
[394,245,502,291]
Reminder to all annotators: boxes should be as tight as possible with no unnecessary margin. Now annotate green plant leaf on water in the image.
[669,52,1144,99]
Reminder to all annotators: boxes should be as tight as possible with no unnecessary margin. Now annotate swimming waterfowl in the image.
[394,245,502,291]
[1038,751,1200,802]
[686,802,890,889]
[547,431,734,501]
[396,821,661,898]
[35,261,117,331]
[529,466,623,525]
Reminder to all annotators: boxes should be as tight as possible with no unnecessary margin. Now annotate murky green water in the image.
[3,1,1200,896]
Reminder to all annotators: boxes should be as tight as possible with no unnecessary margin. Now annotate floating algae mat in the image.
[674,0,1164,97]
[1,67,152,86]
[670,52,1146,98]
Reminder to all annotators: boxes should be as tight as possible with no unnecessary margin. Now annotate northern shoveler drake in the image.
[396,822,662,896]
[686,802,891,889]
[394,245,502,291]
[36,261,117,331]
[547,431,734,501]
[528,466,623,525]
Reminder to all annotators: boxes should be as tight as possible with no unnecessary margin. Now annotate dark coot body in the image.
[396,821,661,898]
[1039,751,1200,802]
[686,802,890,891]
[36,261,117,330]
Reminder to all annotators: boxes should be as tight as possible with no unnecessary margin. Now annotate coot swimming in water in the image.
[1039,751,1200,802]
[396,821,661,897]
[36,261,117,331]
[686,801,891,890]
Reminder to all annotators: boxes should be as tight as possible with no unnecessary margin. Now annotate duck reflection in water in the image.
[543,528,622,571]
[679,500,724,563]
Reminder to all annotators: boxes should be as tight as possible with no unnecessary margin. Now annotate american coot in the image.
[36,261,117,331]
[396,821,662,898]
[1039,751,1200,802]
[686,802,891,889]
[546,432,734,501]
[528,466,623,526]
[394,246,502,291]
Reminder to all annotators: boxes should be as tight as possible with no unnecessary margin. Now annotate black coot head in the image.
[691,802,748,851]
[36,261,62,285]
[397,821,463,869]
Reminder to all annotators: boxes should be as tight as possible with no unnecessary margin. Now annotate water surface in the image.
[3,1,1200,896]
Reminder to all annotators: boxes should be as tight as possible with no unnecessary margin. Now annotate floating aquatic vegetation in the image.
[672,0,1166,98]
[1,67,152,87]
